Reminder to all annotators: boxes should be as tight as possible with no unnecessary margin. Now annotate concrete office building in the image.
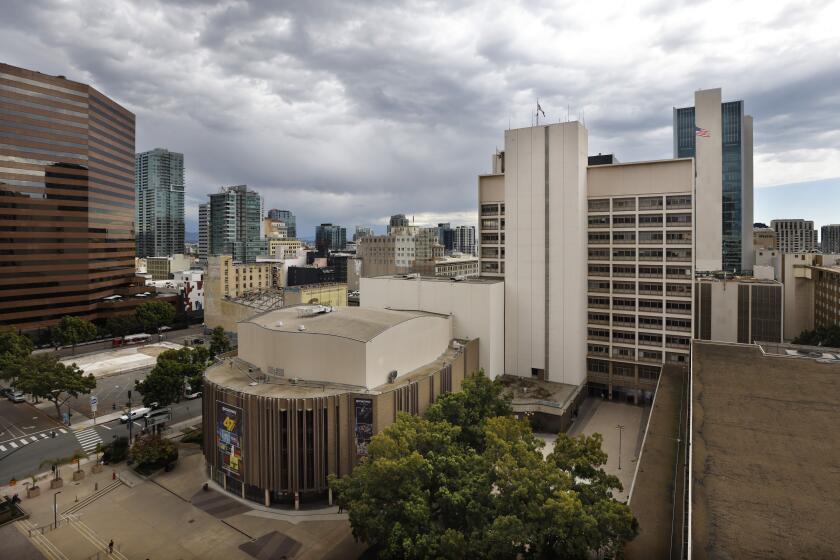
[204,255,276,330]
[434,254,479,278]
[284,283,348,307]
[387,213,409,233]
[135,148,185,258]
[0,63,138,330]
[267,209,296,238]
[694,276,783,343]
[453,225,476,256]
[814,264,840,329]
[146,254,192,281]
[361,275,504,378]
[586,158,695,400]
[356,227,444,278]
[820,224,840,254]
[478,156,505,278]
[315,223,346,252]
[207,185,266,263]
[198,203,209,261]
[771,219,818,253]
[263,217,288,239]
[674,88,753,272]
[436,223,454,252]
[753,227,776,251]
[353,225,374,242]
[267,238,303,260]
[202,306,478,505]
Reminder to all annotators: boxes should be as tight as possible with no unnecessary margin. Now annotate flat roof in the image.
[243,305,446,343]
[371,274,503,285]
[586,156,694,169]
[691,341,840,558]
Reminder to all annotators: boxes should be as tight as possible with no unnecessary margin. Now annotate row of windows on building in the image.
[587,295,692,314]
[588,195,692,212]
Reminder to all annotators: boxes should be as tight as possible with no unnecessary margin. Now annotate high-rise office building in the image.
[388,213,409,233]
[267,209,296,238]
[453,225,476,255]
[198,203,209,261]
[315,223,347,252]
[353,225,374,241]
[674,88,753,272]
[436,223,455,252]
[821,224,840,253]
[0,63,137,330]
[357,226,443,277]
[206,185,266,263]
[771,219,818,253]
[135,148,184,257]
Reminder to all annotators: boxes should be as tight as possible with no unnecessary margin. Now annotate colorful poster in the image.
[354,398,373,457]
[216,401,243,479]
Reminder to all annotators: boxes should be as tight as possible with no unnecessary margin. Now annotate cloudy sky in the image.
[3,0,840,237]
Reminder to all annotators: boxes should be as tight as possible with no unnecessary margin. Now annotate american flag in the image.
[695,126,710,138]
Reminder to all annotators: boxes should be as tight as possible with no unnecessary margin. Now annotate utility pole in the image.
[616,424,625,470]
[127,390,132,446]
[53,490,61,528]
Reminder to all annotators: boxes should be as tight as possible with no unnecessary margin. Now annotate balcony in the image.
[666,307,692,315]
[588,333,610,342]
[666,237,692,245]
[588,301,610,309]
[666,340,690,350]
[639,288,664,296]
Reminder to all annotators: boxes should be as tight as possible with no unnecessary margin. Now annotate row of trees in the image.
[330,372,638,559]
[51,301,177,352]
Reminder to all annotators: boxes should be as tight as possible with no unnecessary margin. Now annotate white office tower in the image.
[503,122,588,386]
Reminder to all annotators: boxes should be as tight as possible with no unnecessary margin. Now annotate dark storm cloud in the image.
[2,0,840,236]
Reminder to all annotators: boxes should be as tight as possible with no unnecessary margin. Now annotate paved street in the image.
[33,324,206,360]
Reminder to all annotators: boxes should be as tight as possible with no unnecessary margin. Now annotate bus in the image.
[112,333,152,347]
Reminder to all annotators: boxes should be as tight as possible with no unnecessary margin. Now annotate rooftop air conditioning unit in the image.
[298,325,306,331]
[387,370,398,383]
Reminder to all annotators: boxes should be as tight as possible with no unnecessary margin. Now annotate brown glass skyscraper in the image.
[0,63,136,331]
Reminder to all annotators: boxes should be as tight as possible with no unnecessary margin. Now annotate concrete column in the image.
[241,484,245,499]
[264,489,270,507]
[328,487,333,506]
[294,491,300,511]
[222,475,227,490]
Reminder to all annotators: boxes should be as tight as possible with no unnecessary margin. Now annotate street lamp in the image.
[616,424,625,470]
[53,490,61,528]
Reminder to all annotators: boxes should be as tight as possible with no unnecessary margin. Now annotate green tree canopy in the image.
[106,315,142,340]
[131,435,178,469]
[0,328,33,359]
[792,325,840,348]
[14,354,96,420]
[330,373,637,560]
[135,346,210,407]
[51,316,97,351]
[209,326,232,357]
[134,301,176,333]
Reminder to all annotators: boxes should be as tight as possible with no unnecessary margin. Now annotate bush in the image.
[131,435,178,474]
[180,428,203,447]
[102,436,129,464]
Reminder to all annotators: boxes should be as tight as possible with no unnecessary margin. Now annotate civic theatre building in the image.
[202,305,478,507]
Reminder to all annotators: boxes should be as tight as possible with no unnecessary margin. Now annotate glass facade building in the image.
[267,208,296,239]
[207,185,266,263]
[135,148,184,257]
[315,223,347,252]
[675,100,748,272]
[0,63,136,330]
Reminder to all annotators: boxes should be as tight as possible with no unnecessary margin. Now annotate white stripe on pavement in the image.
[19,439,28,445]
[9,442,17,449]
[59,429,67,434]
[29,436,37,442]
[0,445,6,452]
[40,433,48,438]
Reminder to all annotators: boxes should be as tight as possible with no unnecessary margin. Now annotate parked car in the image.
[192,338,204,345]
[0,387,12,398]
[8,390,26,403]
[184,390,202,400]
[120,406,151,423]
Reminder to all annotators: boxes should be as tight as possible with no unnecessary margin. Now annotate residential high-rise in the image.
[478,152,505,278]
[198,203,209,261]
[315,223,346,252]
[771,219,818,253]
[435,223,455,252]
[674,88,753,272]
[821,224,840,253]
[267,209,296,238]
[0,63,136,330]
[453,225,476,256]
[207,185,266,263]
[388,213,409,233]
[135,148,184,257]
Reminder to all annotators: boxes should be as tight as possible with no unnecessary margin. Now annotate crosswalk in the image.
[74,427,103,453]
[0,428,67,453]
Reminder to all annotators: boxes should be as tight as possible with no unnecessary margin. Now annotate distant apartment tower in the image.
[0,63,136,330]
[674,88,753,272]
[135,148,185,257]
[198,203,209,260]
[771,219,817,253]
[436,223,455,252]
[388,213,410,233]
[821,224,840,253]
[753,227,777,251]
[267,209,296,238]
[315,223,347,252]
[207,185,266,263]
[453,225,476,256]
[478,151,505,278]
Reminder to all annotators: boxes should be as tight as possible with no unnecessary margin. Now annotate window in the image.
[666,300,692,314]
[666,318,691,331]
[588,199,609,211]
[613,297,636,309]
[639,332,663,345]
[613,281,635,293]
[589,232,610,244]
[638,315,663,328]
[588,328,610,340]
[640,249,663,260]
[640,231,663,244]
[612,330,635,342]
[639,214,663,226]
[639,299,663,311]
[587,359,609,373]
[613,232,636,244]
[613,215,636,227]
[589,280,610,292]
[666,195,692,208]
[639,196,663,210]
[666,283,691,297]
[588,343,609,355]
[613,347,635,359]
[588,265,610,276]
[639,266,663,277]
[612,265,635,276]
[613,314,636,326]
[588,296,610,308]
[639,282,663,294]
[666,213,692,226]
[589,312,610,324]
[589,216,610,228]
[613,249,636,260]
[589,248,609,260]
[613,198,636,211]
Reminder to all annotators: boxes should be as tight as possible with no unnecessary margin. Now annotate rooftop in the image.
[244,305,445,343]
[691,341,840,558]
[372,274,503,285]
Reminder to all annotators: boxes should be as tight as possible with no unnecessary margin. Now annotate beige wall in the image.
[284,283,348,307]
[478,173,504,202]
[782,253,816,339]
[360,277,504,378]
[587,159,693,196]
[205,298,261,332]
[695,88,724,271]
[365,316,452,387]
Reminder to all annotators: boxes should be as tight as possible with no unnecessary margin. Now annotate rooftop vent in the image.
[387,370,398,383]
[298,325,306,332]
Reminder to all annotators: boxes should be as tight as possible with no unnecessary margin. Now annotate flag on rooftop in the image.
[695,126,710,137]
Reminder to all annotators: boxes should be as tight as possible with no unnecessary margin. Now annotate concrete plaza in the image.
[59,342,183,379]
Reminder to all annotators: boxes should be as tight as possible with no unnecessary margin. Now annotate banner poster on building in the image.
[217,401,243,479]
[354,398,373,457]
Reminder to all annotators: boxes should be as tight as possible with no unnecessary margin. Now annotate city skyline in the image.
[2,1,839,237]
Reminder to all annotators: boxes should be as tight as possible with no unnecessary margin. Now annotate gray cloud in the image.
[2,0,839,237]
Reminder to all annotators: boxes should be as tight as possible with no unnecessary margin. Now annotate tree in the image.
[134,301,176,333]
[135,347,210,407]
[51,316,97,353]
[792,325,840,348]
[209,326,232,357]
[106,315,142,341]
[130,434,177,471]
[14,354,96,420]
[330,373,637,560]
[0,329,33,386]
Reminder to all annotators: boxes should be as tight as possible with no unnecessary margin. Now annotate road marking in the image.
[40,433,48,438]
[101,425,111,430]
[74,428,103,452]
[29,436,37,442]
[59,428,67,434]
[9,442,17,449]
[0,445,5,452]
[19,439,28,445]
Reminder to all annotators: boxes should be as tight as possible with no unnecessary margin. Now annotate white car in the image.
[120,407,151,423]
[184,391,202,400]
